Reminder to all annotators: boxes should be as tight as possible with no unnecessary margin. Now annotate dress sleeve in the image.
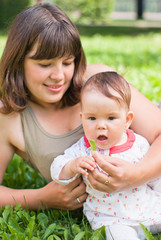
[50,138,84,185]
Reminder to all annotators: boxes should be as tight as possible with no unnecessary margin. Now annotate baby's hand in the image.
[71,156,96,176]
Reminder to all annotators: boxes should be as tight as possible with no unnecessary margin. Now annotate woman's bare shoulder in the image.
[84,64,114,80]
[0,106,25,152]
[0,104,21,130]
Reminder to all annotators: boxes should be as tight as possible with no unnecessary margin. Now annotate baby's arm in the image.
[50,137,96,184]
[59,156,96,180]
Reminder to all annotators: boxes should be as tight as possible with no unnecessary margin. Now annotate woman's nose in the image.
[50,65,64,81]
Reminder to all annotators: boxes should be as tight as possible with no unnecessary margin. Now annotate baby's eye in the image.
[89,117,96,120]
[108,116,115,120]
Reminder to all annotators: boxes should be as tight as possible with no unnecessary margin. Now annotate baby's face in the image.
[80,89,129,150]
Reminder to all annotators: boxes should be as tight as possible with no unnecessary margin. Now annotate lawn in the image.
[0,26,161,239]
[79,25,161,103]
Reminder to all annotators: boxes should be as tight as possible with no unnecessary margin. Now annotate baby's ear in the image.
[125,111,134,129]
[80,112,82,119]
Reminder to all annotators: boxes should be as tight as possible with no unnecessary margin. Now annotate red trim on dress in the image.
[84,129,135,155]
[84,135,91,148]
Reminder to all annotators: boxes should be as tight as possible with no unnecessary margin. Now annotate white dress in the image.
[51,129,161,231]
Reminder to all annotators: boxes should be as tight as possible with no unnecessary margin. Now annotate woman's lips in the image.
[44,84,63,92]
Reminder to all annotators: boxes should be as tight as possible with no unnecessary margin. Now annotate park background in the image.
[0,0,161,239]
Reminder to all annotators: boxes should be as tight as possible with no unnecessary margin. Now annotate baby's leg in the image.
[150,222,161,236]
[105,225,142,240]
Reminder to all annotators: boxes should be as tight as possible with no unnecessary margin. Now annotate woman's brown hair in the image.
[0,3,86,113]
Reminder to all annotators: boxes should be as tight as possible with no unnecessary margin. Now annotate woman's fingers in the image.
[42,177,87,210]
[67,176,82,191]
[89,152,137,193]
[68,178,88,208]
[92,151,118,177]
[71,179,87,198]
[87,168,115,193]
[72,181,88,209]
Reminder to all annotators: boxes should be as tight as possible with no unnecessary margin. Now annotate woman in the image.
[0,3,161,210]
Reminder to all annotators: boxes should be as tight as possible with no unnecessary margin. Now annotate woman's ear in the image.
[80,112,82,119]
[125,111,134,129]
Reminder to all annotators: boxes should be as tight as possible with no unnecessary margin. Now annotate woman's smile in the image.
[43,83,64,93]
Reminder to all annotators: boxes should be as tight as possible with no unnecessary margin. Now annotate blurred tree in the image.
[0,0,31,29]
[53,0,115,24]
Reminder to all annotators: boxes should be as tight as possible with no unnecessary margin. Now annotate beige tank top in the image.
[21,105,84,181]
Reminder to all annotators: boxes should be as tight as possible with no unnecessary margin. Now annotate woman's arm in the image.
[86,66,161,193]
[130,84,161,145]
[84,64,114,80]
[128,84,161,182]
[0,112,87,210]
[0,178,87,210]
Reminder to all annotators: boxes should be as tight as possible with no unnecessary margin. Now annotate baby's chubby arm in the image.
[51,137,97,183]
[59,156,96,180]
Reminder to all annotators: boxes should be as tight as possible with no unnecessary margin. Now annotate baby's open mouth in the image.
[97,135,107,141]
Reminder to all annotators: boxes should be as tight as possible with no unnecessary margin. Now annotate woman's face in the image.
[24,45,75,108]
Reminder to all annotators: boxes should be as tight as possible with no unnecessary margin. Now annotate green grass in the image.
[0,26,161,239]
[79,26,161,103]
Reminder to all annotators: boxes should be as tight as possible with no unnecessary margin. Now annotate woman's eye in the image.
[63,61,73,66]
[39,63,51,67]
[63,57,75,66]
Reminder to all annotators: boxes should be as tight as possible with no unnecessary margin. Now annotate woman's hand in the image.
[38,177,87,210]
[87,151,140,193]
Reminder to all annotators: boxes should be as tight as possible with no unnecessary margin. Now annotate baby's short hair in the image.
[81,71,131,109]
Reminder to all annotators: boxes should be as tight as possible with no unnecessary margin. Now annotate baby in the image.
[51,71,161,240]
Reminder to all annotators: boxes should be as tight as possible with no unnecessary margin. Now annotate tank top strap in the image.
[21,104,84,181]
